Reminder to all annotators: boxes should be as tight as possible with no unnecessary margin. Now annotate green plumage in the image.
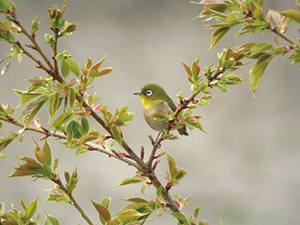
[134,84,188,136]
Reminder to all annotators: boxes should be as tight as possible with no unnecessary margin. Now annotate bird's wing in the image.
[166,96,177,112]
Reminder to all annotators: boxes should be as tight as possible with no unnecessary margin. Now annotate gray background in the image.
[1,0,299,224]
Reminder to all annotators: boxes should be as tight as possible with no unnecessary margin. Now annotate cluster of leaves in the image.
[0,197,59,225]
[193,0,300,94]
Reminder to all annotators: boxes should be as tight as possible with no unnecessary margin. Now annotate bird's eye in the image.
[146,90,152,96]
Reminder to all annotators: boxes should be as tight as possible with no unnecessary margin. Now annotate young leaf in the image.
[44,211,60,225]
[111,125,122,147]
[66,58,80,77]
[91,199,111,222]
[50,112,73,128]
[25,197,39,220]
[193,207,200,220]
[170,212,188,224]
[118,177,143,186]
[249,53,274,95]
[209,25,232,49]
[61,60,70,78]
[281,9,300,24]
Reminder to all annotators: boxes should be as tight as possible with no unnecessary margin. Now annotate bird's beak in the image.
[133,92,141,96]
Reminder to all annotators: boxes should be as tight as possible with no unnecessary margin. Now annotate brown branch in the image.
[267,26,300,51]
[13,19,55,71]
[15,42,51,74]
[0,115,139,169]
[53,30,59,74]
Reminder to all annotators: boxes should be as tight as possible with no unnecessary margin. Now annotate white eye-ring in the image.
[146,90,152,96]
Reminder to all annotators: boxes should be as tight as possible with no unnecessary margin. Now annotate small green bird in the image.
[134,83,188,136]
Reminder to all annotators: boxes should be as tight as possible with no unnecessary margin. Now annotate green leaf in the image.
[66,58,80,77]
[50,112,73,128]
[156,185,163,196]
[31,16,39,35]
[78,117,89,135]
[23,97,47,130]
[91,199,111,222]
[193,207,200,220]
[281,9,300,24]
[118,177,143,186]
[44,211,60,225]
[249,53,274,95]
[121,197,148,204]
[116,209,147,224]
[61,60,70,78]
[170,212,188,223]
[0,0,9,12]
[111,125,122,146]
[25,197,39,220]
[0,132,19,152]
[10,88,42,106]
[166,153,176,176]
[68,87,75,109]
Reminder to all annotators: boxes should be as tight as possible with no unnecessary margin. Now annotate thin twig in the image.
[267,26,300,51]
[52,176,94,225]
[0,115,139,169]
[13,19,55,71]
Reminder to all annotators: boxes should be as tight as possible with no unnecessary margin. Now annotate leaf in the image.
[181,61,192,77]
[118,177,143,186]
[0,0,9,12]
[25,197,39,220]
[88,55,107,77]
[116,209,147,224]
[44,211,60,225]
[170,212,188,224]
[209,25,232,49]
[66,58,80,77]
[166,153,176,176]
[91,199,111,222]
[68,87,75,109]
[121,197,148,204]
[94,67,113,77]
[23,97,47,130]
[50,112,73,128]
[61,60,70,78]
[111,126,122,146]
[42,139,52,166]
[281,9,300,24]
[249,53,274,95]
[156,185,163,196]
[193,207,200,220]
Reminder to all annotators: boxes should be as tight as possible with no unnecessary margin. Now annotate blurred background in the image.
[1,0,300,224]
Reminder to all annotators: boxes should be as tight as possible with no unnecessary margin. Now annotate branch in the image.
[15,41,51,74]
[0,115,139,169]
[267,26,300,50]
[12,19,55,71]
[51,175,94,225]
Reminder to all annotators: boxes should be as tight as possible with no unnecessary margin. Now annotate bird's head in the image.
[134,83,169,106]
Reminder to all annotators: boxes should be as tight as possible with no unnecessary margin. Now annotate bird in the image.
[134,83,188,138]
